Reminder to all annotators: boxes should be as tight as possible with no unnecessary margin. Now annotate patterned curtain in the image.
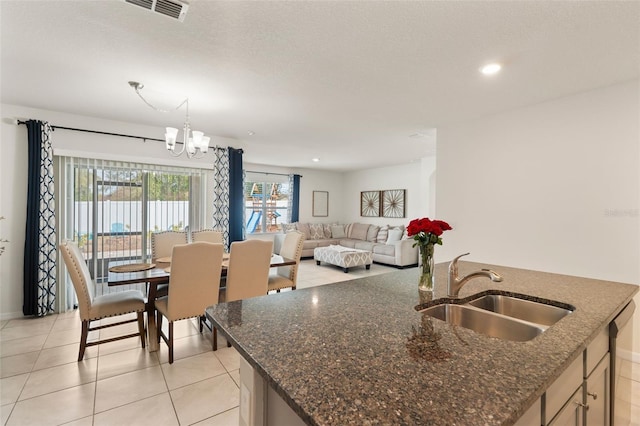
[212,147,231,250]
[23,120,56,317]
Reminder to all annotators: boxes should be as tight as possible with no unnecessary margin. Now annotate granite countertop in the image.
[206,261,638,425]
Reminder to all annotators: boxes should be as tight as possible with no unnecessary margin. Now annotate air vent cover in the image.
[124,0,189,22]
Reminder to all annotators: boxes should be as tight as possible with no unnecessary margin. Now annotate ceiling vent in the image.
[124,0,189,22]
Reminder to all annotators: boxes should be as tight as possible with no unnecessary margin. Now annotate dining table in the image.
[107,254,296,352]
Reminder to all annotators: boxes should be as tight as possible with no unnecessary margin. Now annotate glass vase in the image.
[418,243,435,292]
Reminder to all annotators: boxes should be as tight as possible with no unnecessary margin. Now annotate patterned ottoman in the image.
[314,245,373,273]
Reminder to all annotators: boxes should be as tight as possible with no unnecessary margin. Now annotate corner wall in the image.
[436,79,640,354]
[342,159,436,228]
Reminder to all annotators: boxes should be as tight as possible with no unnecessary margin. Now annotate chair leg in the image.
[78,320,89,362]
[212,327,217,351]
[199,315,204,332]
[137,311,146,348]
[168,321,174,364]
[156,311,163,344]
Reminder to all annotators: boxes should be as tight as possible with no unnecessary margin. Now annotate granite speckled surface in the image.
[205,261,637,425]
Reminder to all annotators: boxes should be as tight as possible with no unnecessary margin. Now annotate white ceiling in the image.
[2,1,639,171]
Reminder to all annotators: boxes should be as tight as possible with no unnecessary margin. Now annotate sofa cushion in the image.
[373,244,395,256]
[297,223,311,239]
[376,225,389,243]
[354,241,376,251]
[303,240,320,250]
[350,223,370,241]
[323,224,333,238]
[366,225,380,242]
[282,223,297,233]
[345,223,354,238]
[331,225,346,239]
[338,239,357,249]
[386,228,403,244]
[309,224,325,240]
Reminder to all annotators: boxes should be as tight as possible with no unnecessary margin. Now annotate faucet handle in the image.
[452,252,470,263]
[449,252,470,275]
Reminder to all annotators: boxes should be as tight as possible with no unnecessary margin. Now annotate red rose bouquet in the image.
[407,217,452,291]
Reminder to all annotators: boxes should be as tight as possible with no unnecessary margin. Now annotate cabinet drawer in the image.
[585,327,608,376]
[545,355,583,422]
[548,386,583,426]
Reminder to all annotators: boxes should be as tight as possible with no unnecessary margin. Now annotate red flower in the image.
[407,217,452,246]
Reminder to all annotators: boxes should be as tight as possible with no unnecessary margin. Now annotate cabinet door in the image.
[549,387,583,426]
[586,354,610,426]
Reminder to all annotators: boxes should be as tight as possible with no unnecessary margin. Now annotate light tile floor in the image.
[1,260,639,425]
[0,260,397,426]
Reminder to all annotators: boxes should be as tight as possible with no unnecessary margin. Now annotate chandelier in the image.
[129,81,210,158]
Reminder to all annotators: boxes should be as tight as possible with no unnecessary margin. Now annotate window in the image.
[244,173,290,234]
[59,157,206,298]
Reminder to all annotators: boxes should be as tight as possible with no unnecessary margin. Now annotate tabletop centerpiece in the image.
[407,217,452,292]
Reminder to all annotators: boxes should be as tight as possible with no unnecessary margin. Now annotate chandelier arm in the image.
[133,85,189,113]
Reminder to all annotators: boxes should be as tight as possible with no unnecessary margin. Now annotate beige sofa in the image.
[273,222,418,268]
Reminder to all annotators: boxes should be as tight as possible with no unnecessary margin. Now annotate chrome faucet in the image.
[447,253,503,298]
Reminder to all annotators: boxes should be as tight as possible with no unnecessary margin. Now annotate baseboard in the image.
[618,348,640,363]
[0,311,26,321]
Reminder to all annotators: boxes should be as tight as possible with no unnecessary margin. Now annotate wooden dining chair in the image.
[191,229,223,244]
[150,230,188,298]
[155,241,223,364]
[59,240,146,361]
[268,231,305,292]
[226,239,273,302]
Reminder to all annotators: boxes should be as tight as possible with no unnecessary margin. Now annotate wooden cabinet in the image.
[585,354,610,426]
[549,387,584,426]
[544,328,611,426]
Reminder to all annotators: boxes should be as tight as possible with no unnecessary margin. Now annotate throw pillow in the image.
[366,225,380,242]
[323,223,333,238]
[282,223,297,233]
[386,228,403,244]
[309,224,325,240]
[296,222,311,239]
[345,223,354,238]
[331,225,346,239]
[376,225,389,243]
[350,223,370,241]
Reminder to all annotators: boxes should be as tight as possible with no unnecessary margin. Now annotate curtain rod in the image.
[16,120,225,151]
[245,170,303,178]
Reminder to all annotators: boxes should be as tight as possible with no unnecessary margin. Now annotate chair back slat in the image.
[278,231,305,281]
[167,242,223,320]
[226,240,273,302]
[191,229,223,244]
[151,231,188,262]
[59,240,94,320]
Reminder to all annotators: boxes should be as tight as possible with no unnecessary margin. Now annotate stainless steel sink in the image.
[466,294,573,326]
[420,303,545,342]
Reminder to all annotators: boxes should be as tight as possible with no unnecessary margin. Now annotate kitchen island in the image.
[205,261,637,425]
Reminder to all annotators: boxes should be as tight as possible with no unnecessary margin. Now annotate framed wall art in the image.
[360,191,380,217]
[382,189,406,218]
[312,191,329,217]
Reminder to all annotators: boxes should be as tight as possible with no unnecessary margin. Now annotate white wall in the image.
[342,160,436,227]
[436,79,640,353]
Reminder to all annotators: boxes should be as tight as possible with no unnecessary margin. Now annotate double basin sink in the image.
[420,293,575,341]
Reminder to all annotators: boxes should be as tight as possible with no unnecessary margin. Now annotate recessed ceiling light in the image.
[247,131,255,136]
[480,63,502,75]
[312,158,320,162]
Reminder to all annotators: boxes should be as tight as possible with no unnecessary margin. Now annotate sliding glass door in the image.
[59,157,206,298]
